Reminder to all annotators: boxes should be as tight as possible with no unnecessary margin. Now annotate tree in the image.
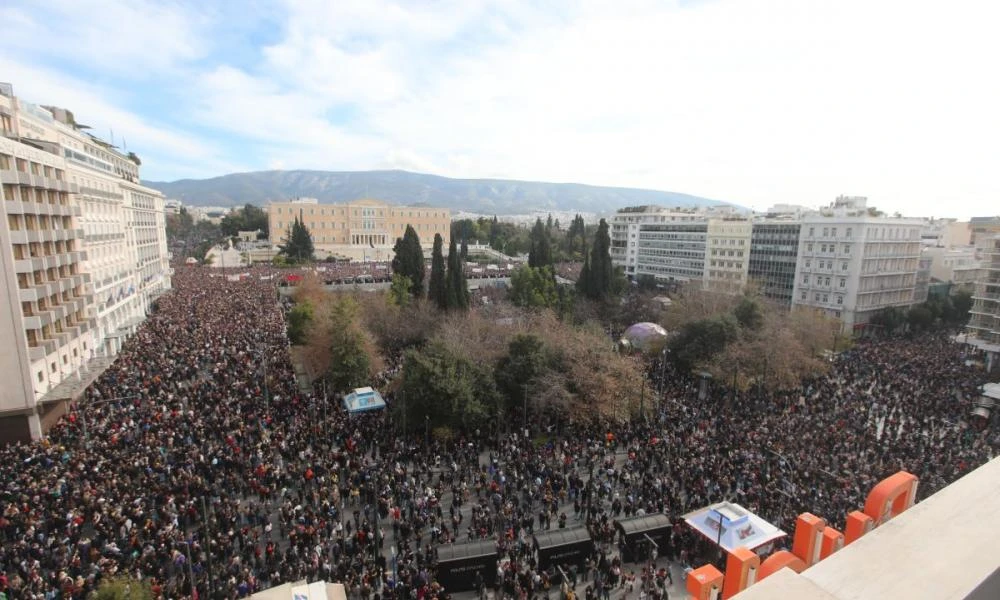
[126,151,142,166]
[566,214,586,256]
[950,290,973,324]
[445,236,469,310]
[397,340,497,430]
[391,225,425,298]
[389,274,412,308]
[733,297,764,331]
[495,334,548,410]
[460,238,469,260]
[325,298,372,394]
[578,219,614,300]
[428,233,447,309]
[546,213,554,232]
[92,576,153,600]
[528,217,553,269]
[869,306,906,335]
[221,203,269,238]
[278,217,314,263]
[286,301,313,345]
[508,265,559,308]
[907,305,934,331]
[668,315,740,372]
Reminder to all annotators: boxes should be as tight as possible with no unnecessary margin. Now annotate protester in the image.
[0,267,994,599]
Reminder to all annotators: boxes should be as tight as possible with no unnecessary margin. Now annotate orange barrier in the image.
[687,565,724,600]
[758,551,806,581]
[820,526,844,560]
[686,470,918,598]
[722,548,759,600]
[791,513,826,567]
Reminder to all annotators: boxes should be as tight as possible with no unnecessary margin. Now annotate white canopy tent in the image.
[683,501,786,553]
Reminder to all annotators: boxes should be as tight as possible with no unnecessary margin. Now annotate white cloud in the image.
[0,57,247,179]
[2,0,998,217]
[0,0,209,76]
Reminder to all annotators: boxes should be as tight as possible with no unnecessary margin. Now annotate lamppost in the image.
[522,383,528,433]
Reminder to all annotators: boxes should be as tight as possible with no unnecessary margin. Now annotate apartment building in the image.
[921,245,981,291]
[791,196,923,332]
[0,83,170,441]
[747,221,802,306]
[969,216,1000,248]
[0,136,94,441]
[966,235,1000,368]
[268,198,450,261]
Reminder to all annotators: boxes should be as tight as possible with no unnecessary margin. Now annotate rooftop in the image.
[733,456,1000,599]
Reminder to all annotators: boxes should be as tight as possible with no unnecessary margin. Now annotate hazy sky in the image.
[2,0,997,218]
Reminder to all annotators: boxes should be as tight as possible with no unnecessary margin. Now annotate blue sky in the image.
[1,0,998,218]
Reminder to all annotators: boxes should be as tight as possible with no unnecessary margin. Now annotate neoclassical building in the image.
[267,198,450,260]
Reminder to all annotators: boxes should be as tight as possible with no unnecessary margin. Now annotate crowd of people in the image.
[0,266,996,600]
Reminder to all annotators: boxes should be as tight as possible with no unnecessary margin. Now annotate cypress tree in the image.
[590,218,613,299]
[428,233,447,309]
[391,225,424,298]
[528,217,552,269]
[446,236,469,310]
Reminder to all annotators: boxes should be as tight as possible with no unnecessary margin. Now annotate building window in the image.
[841,262,848,270]
[807,243,813,252]
[839,278,846,287]
[809,227,815,236]
[836,295,843,305]
[801,291,807,300]
[844,245,850,253]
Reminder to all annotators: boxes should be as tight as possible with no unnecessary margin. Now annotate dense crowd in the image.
[0,267,996,599]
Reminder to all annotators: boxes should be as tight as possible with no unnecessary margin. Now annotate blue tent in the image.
[343,387,387,414]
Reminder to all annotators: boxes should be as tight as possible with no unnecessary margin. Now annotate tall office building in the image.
[791,196,923,332]
[0,83,170,441]
[748,221,802,306]
[609,205,750,290]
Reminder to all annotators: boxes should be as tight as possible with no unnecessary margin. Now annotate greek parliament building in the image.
[267,198,450,261]
[0,83,170,443]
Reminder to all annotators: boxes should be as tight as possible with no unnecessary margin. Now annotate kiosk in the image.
[435,540,498,593]
[614,514,673,562]
[533,528,595,573]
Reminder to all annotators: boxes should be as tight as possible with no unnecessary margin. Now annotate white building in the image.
[922,245,981,290]
[610,205,751,290]
[0,135,95,441]
[0,83,170,441]
[791,196,923,332]
[966,235,1000,366]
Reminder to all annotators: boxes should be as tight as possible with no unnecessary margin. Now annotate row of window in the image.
[274,205,447,219]
[800,290,845,305]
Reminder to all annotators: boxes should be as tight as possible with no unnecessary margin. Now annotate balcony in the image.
[13,257,43,273]
[28,339,58,362]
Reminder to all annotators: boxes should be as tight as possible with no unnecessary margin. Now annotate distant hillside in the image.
[144,169,734,215]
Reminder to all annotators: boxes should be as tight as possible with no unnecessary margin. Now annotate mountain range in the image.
[143,169,733,215]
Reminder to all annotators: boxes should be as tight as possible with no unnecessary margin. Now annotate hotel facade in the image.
[0,83,170,442]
